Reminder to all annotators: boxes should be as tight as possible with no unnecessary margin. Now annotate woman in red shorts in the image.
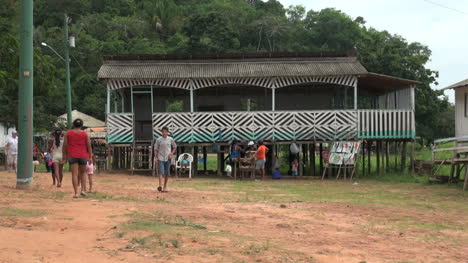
[62,119,93,198]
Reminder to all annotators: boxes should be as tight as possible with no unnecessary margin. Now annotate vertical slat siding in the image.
[355,109,415,139]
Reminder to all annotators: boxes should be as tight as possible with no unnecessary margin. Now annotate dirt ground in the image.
[0,171,466,263]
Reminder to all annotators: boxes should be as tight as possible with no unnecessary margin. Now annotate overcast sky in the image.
[278,0,468,102]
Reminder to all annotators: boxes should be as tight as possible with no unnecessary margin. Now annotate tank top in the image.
[52,139,64,156]
[67,130,89,158]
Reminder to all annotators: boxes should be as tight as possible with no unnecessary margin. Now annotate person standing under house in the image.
[49,128,64,187]
[4,130,18,172]
[154,127,176,192]
[62,119,93,198]
[255,140,269,180]
[33,143,40,172]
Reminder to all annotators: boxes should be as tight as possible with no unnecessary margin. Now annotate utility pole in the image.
[17,0,34,189]
[64,13,72,128]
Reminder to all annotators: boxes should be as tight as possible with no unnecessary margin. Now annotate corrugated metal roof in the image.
[98,57,368,79]
[442,78,468,90]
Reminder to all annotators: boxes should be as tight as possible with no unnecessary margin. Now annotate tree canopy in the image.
[0,0,453,141]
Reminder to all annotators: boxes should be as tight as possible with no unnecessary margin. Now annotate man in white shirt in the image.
[154,127,176,192]
[5,130,18,172]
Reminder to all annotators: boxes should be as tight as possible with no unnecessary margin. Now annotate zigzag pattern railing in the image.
[107,113,133,143]
[152,110,358,143]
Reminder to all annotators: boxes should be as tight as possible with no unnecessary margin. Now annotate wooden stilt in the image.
[394,142,398,170]
[410,140,415,174]
[299,145,303,178]
[362,141,365,176]
[203,146,207,175]
[385,141,390,171]
[367,141,371,175]
[310,143,316,177]
[193,146,198,177]
[401,141,407,171]
[463,165,467,191]
[319,143,324,177]
[376,141,381,175]
[220,147,225,174]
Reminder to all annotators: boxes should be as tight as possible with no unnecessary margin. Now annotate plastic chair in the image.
[175,153,194,178]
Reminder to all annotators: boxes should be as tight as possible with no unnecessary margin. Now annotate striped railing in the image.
[107,110,415,144]
[357,109,415,139]
[107,113,133,143]
[152,110,358,143]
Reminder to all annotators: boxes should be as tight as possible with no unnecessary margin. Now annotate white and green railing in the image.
[357,109,415,139]
[107,113,133,143]
[107,110,415,143]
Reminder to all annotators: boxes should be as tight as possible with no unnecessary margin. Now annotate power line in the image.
[422,0,468,16]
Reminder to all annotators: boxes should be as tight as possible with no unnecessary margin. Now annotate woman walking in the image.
[48,128,64,187]
[62,119,93,198]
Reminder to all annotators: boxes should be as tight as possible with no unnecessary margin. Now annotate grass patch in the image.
[242,240,272,255]
[0,207,46,217]
[84,192,156,202]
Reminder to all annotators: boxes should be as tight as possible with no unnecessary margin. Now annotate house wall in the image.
[377,87,412,110]
[455,86,468,137]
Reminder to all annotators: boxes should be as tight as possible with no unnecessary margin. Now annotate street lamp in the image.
[41,42,65,62]
[40,14,74,129]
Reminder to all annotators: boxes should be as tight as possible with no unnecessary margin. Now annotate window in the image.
[465,93,468,117]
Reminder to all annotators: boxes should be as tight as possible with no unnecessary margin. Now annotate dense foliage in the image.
[0,0,453,140]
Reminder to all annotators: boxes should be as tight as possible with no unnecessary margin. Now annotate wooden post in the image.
[193,146,198,177]
[319,143,324,177]
[367,141,371,175]
[217,150,222,176]
[310,143,315,176]
[410,140,415,174]
[376,141,381,175]
[463,165,467,191]
[401,141,407,171]
[385,141,390,171]
[362,141,365,176]
[299,145,303,177]
[394,142,398,170]
[203,146,207,174]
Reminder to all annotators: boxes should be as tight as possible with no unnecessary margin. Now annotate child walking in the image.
[86,156,95,193]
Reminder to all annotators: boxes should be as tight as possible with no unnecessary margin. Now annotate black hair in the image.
[54,128,62,147]
[162,126,169,132]
[73,118,84,128]
[257,139,264,146]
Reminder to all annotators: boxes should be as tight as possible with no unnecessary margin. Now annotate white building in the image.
[444,79,468,137]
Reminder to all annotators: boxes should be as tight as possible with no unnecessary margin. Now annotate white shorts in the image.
[7,154,17,166]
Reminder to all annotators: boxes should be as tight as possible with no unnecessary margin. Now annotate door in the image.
[133,92,153,141]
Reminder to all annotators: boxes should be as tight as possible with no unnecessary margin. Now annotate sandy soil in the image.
[0,171,466,263]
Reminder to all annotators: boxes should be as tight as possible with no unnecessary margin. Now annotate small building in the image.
[57,110,105,129]
[443,79,468,137]
[98,51,421,172]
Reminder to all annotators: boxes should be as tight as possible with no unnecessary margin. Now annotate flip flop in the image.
[80,192,87,197]
[157,186,162,192]
[73,195,79,199]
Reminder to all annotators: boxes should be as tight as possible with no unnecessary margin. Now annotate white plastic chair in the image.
[175,153,194,178]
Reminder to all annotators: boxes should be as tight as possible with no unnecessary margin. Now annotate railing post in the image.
[353,76,358,110]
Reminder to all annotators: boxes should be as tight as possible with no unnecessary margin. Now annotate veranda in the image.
[97,51,420,176]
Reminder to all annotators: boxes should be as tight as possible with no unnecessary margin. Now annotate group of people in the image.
[227,139,269,179]
[4,119,95,198]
